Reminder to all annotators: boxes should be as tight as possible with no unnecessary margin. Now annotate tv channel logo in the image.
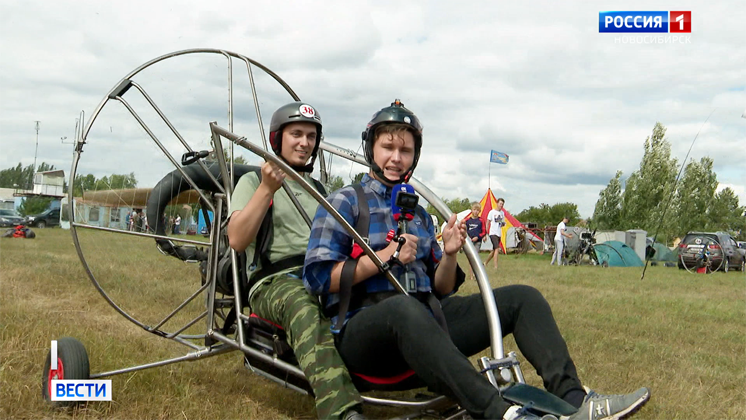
[599,11,691,33]
[51,380,112,401]
[49,340,112,401]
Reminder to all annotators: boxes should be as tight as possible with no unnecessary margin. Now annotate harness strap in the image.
[351,183,370,242]
[333,183,449,334]
[333,258,359,332]
[333,184,369,331]
[250,254,305,283]
[251,175,327,289]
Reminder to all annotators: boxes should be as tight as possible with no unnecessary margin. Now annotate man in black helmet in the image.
[228,102,364,420]
[304,100,649,420]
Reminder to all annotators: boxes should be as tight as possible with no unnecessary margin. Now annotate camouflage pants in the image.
[250,273,363,419]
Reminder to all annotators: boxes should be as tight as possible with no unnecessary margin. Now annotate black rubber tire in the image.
[42,337,90,407]
[36,220,46,229]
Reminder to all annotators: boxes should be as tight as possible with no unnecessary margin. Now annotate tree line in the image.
[0,162,57,190]
[592,122,744,242]
[4,125,741,242]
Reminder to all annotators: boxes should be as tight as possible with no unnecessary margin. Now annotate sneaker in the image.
[561,387,650,420]
[342,408,366,420]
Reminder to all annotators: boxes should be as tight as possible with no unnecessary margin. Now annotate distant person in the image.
[174,215,181,234]
[551,216,573,266]
[129,209,137,231]
[484,197,506,269]
[133,210,142,232]
[465,202,486,280]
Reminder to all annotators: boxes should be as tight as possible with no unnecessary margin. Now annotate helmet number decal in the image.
[299,105,316,118]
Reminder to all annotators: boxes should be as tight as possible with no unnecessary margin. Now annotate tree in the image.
[94,173,138,191]
[708,187,745,234]
[17,196,53,216]
[222,148,248,165]
[674,157,717,235]
[447,197,472,215]
[592,170,623,230]
[73,174,96,196]
[515,202,581,227]
[325,175,345,193]
[620,122,678,240]
[0,162,56,190]
[351,172,366,184]
[426,197,472,224]
[72,173,137,196]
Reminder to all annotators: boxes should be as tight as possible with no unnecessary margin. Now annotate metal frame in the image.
[66,48,526,415]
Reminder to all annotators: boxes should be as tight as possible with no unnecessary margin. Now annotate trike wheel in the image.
[42,337,90,407]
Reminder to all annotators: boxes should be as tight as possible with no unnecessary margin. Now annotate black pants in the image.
[336,285,583,419]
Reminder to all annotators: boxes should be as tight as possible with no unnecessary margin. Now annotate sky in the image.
[1,0,744,219]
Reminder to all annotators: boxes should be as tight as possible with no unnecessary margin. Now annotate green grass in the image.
[1,229,745,419]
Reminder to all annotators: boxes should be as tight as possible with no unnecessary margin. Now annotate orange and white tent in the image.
[478,188,543,253]
[441,188,543,253]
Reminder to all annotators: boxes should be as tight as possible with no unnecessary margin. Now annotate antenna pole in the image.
[32,120,40,189]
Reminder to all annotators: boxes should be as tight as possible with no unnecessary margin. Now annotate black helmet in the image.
[269,102,322,171]
[361,99,423,184]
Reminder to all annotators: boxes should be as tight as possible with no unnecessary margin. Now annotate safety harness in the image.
[330,184,453,335]
[221,173,327,335]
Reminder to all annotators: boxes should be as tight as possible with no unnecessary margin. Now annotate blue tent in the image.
[593,241,644,267]
[197,210,213,234]
[649,242,677,262]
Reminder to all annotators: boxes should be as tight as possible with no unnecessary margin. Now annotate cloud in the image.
[1,0,744,219]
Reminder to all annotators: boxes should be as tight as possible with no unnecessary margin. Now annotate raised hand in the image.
[442,214,466,256]
[260,161,286,193]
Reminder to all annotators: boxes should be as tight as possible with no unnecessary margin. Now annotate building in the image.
[0,188,16,210]
[32,170,65,197]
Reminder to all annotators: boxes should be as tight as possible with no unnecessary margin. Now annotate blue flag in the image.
[490,150,509,164]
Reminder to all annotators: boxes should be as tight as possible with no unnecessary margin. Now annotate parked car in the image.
[677,231,746,272]
[0,209,24,227]
[24,208,61,228]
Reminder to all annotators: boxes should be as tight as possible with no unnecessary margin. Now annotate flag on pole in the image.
[490,150,509,164]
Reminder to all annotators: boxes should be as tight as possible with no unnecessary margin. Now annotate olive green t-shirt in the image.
[230,171,320,296]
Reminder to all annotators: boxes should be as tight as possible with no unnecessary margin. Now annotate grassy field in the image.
[1,228,744,419]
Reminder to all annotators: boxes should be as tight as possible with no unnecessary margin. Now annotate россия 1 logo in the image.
[599,11,691,33]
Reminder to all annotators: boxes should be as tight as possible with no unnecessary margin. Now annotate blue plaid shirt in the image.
[304,174,446,329]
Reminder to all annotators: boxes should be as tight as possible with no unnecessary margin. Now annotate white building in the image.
[32,170,65,197]
[0,188,16,210]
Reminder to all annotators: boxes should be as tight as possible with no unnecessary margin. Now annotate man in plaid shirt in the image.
[303,100,650,420]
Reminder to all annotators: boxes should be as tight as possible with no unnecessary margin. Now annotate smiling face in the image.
[371,128,415,186]
[280,122,317,166]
